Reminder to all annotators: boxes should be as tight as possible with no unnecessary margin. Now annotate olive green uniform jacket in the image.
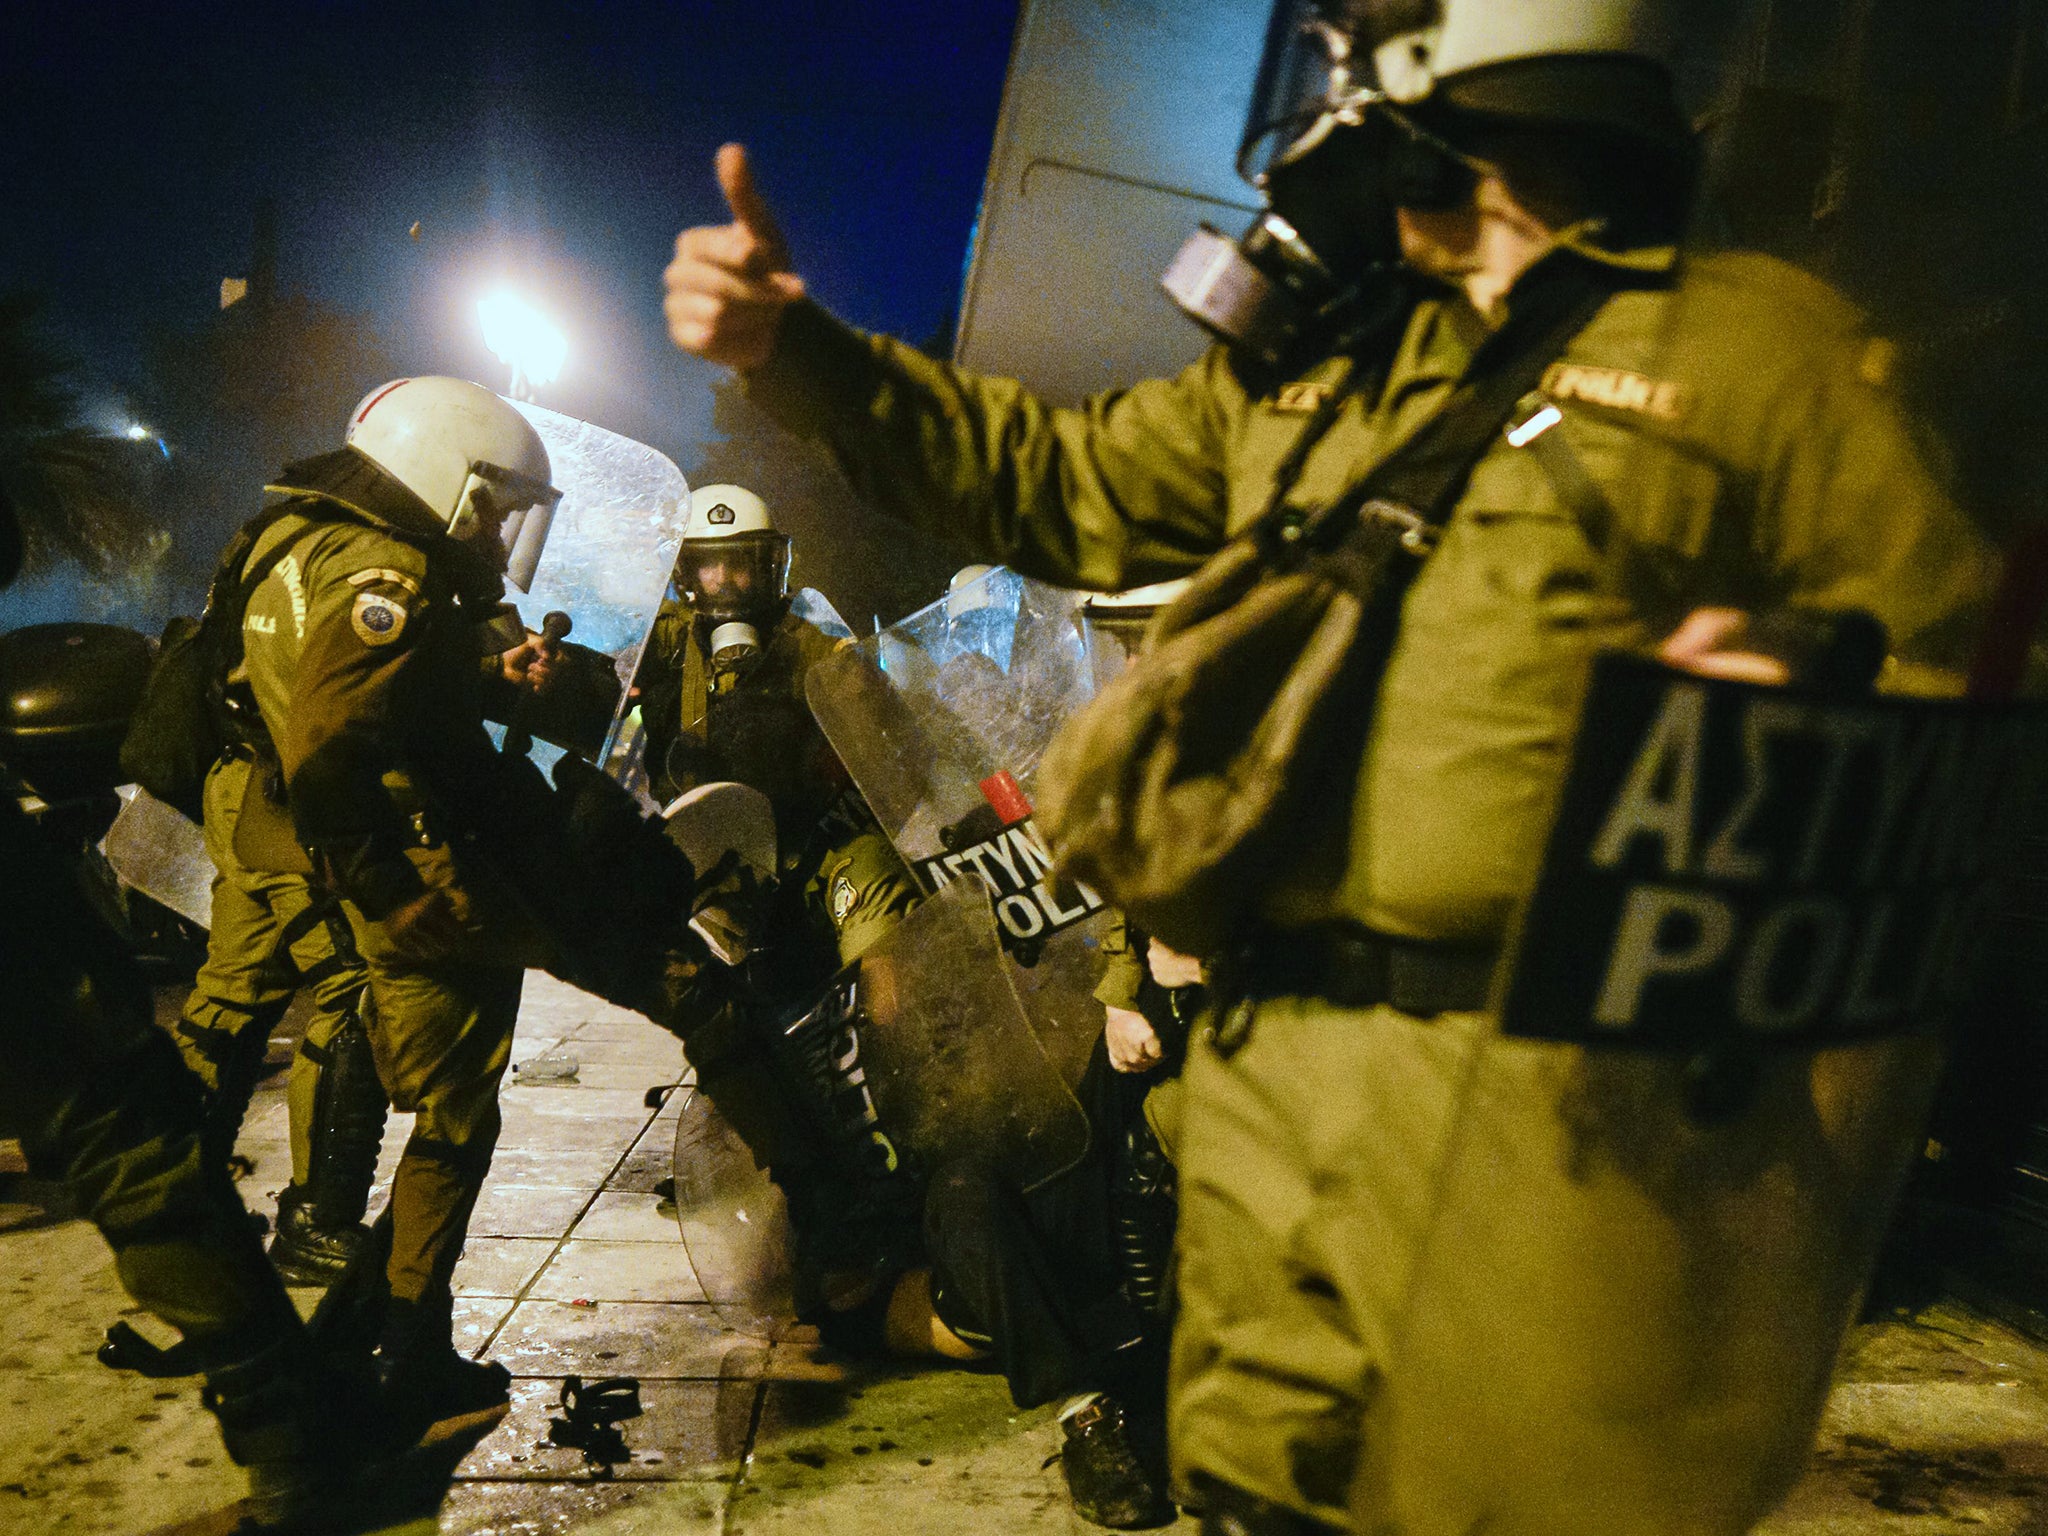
[748,246,1993,942]
[233,499,544,1303]
[743,242,1999,1533]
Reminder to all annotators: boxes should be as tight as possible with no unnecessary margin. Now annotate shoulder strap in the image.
[1368,257,1623,525]
[200,501,301,625]
[1258,256,1629,566]
[204,502,335,693]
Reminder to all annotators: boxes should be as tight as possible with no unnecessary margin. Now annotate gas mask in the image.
[1160,0,1490,364]
[676,531,790,667]
[1162,4,1401,364]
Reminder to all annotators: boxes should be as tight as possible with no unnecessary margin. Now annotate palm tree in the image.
[0,293,164,584]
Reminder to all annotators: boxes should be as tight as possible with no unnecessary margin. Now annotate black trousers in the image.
[923,1044,1168,1411]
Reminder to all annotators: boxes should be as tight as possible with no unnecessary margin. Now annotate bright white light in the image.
[124,422,152,441]
[478,292,567,394]
[1505,405,1562,449]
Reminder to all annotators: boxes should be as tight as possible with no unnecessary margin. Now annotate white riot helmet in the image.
[675,484,791,662]
[1168,0,1689,365]
[272,377,562,591]
[1258,1,1689,166]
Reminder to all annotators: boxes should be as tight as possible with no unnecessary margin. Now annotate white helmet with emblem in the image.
[674,484,791,661]
[273,376,562,592]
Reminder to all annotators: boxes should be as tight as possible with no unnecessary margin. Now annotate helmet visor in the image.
[465,462,563,592]
[675,532,790,623]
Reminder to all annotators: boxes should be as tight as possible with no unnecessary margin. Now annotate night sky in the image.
[0,0,1022,466]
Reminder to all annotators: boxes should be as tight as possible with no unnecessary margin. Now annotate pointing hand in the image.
[664,144,807,370]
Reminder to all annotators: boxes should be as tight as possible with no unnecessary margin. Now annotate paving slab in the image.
[488,1300,753,1379]
[567,1191,683,1245]
[451,1237,559,1298]
[528,1240,705,1304]
[467,1183,595,1241]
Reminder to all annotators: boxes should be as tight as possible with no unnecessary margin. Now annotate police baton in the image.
[503,610,572,758]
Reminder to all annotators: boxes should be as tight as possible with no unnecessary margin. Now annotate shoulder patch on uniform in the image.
[1541,362,1689,422]
[345,567,422,596]
[350,588,411,647]
[1270,381,1332,415]
[830,874,857,922]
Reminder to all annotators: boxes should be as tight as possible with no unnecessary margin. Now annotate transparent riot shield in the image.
[670,1086,795,1340]
[505,401,688,775]
[801,878,1091,1190]
[670,852,1090,1333]
[805,566,1114,1096]
[789,587,855,642]
[100,784,212,929]
[1339,10,2048,1530]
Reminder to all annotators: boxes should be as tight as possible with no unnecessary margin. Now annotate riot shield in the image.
[789,587,855,642]
[100,784,212,929]
[1358,661,2048,1536]
[505,401,688,774]
[669,1086,795,1340]
[669,857,1089,1331]
[789,879,1091,1191]
[661,780,777,965]
[805,566,1114,1096]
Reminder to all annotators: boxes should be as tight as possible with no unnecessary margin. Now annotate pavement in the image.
[2,973,2046,1535]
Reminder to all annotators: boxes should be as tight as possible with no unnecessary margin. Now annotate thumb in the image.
[715,142,788,267]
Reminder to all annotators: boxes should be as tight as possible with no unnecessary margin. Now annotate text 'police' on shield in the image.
[1500,654,2048,1048]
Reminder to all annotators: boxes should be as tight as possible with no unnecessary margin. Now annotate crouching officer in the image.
[634,483,917,977]
[0,485,373,1527]
[222,376,569,1431]
[661,4,2000,1527]
[632,483,921,1298]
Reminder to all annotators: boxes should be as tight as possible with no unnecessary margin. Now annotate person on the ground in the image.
[658,4,1997,1529]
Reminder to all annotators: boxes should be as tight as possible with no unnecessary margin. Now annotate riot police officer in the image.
[661,3,1999,1531]
[224,375,570,1431]
[634,483,918,974]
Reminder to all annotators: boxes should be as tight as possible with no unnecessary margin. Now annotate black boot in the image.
[269,1012,387,1285]
[270,1182,372,1285]
[199,1326,374,1529]
[375,1292,511,1444]
[1058,1393,1175,1529]
[1190,1474,1348,1536]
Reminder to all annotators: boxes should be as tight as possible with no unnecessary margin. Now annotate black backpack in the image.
[117,503,314,821]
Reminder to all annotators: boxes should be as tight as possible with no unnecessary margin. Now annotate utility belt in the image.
[1215,922,1499,1029]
